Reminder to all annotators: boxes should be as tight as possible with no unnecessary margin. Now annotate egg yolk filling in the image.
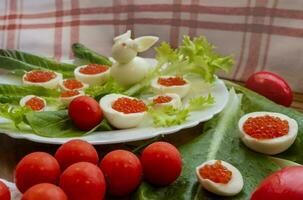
[79,64,108,75]
[243,115,289,139]
[24,70,56,83]
[63,79,83,90]
[112,97,147,114]
[158,77,187,87]
[25,97,45,111]
[199,160,232,184]
[153,96,173,104]
[60,90,80,98]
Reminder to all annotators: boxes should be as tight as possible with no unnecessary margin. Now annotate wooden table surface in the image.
[1,91,302,183]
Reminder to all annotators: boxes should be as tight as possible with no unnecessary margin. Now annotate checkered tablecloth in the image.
[0,0,303,92]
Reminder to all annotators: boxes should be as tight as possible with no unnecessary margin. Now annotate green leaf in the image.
[72,43,112,66]
[134,89,280,200]
[188,94,215,111]
[225,80,303,164]
[0,49,76,76]
[0,84,60,98]
[0,104,31,129]
[25,110,84,137]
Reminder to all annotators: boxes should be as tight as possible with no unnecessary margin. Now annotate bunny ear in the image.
[113,30,131,42]
[134,36,159,52]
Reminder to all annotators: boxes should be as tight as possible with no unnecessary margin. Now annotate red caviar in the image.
[79,64,108,75]
[24,70,56,83]
[63,79,83,90]
[25,97,45,111]
[153,96,173,104]
[60,90,80,98]
[112,97,147,114]
[158,77,187,87]
[243,115,289,139]
[199,161,232,184]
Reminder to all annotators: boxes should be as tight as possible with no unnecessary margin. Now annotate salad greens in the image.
[72,43,112,66]
[0,103,31,129]
[134,89,281,200]
[0,84,60,97]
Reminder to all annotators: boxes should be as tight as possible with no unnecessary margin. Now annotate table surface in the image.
[1,91,302,182]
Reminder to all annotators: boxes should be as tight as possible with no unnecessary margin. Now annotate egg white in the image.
[99,94,146,129]
[59,79,88,91]
[148,93,182,109]
[74,65,109,86]
[151,76,190,98]
[22,71,62,89]
[60,91,85,105]
[238,111,298,155]
[196,160,244,196]
[19,95,47,111]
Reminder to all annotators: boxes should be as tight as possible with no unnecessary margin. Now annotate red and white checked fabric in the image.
[0,0,303,92]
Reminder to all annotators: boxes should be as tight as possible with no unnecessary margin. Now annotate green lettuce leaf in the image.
[134,89,281,200]
[0,84,60,98]
[188,94,215,111]
[0,103,31,129]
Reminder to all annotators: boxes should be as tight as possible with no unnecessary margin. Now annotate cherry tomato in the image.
[246,71,293,107]
[68,96,103,131]
[140,142,182,186]
[22,183,67,200]
[55,139,99,170]
[100,150,142,196]
[15,152,61,193]
[60,162,106,200]
[0,181,10,200]
[251,166,303,200]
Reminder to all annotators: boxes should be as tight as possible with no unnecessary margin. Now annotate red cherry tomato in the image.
[68,96,103,131]
[60,162,106,200]
[55,139,99,170]
[0,181,10,200]
[22,183,67,200]
[100,150,142,196]
[251,166,303,200]
[15,152,61,193]
[246,71,293,107]
[140,142,182,186]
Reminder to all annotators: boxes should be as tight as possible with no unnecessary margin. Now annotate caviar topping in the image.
[24,70,56,83]
[79,64,108,75]
[25,97,45,111]
[63,79,83,90]
[60,91,80,98]
[112,97,147,114]
[158,77,187,87]
[199,161,232,184]
[153,96,173,104]
[243,115,289,139]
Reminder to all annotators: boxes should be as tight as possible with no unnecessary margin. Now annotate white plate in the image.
[0,178,21,200]
[0,59,228,144]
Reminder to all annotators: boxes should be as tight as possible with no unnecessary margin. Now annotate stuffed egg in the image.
[151,76,190,98]
[238,112,298,155]
[148,93,182,109]
[23,70,62,89]
[74,64,109,85]
[99,94,147,129]
[59,79,88,91]
[196,160,243,196]
[60,90,84,105]
[20,95,46,111]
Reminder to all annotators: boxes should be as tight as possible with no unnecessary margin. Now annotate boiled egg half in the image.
[23,70,62,89]
[60,90,84,105]
[196,160,243,196]
[238,111,298,155]
[59,79,88,91]
[148,93,182,109]
[20,95,46,111]
[74,64,109,85]
[151,76,190,98]
[99,94,147,129]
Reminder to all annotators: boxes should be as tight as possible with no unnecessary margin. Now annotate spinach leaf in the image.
[133,89,280,200]
[225,81,303,164]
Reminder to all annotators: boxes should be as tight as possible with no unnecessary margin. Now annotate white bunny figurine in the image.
[110,30,159,86]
